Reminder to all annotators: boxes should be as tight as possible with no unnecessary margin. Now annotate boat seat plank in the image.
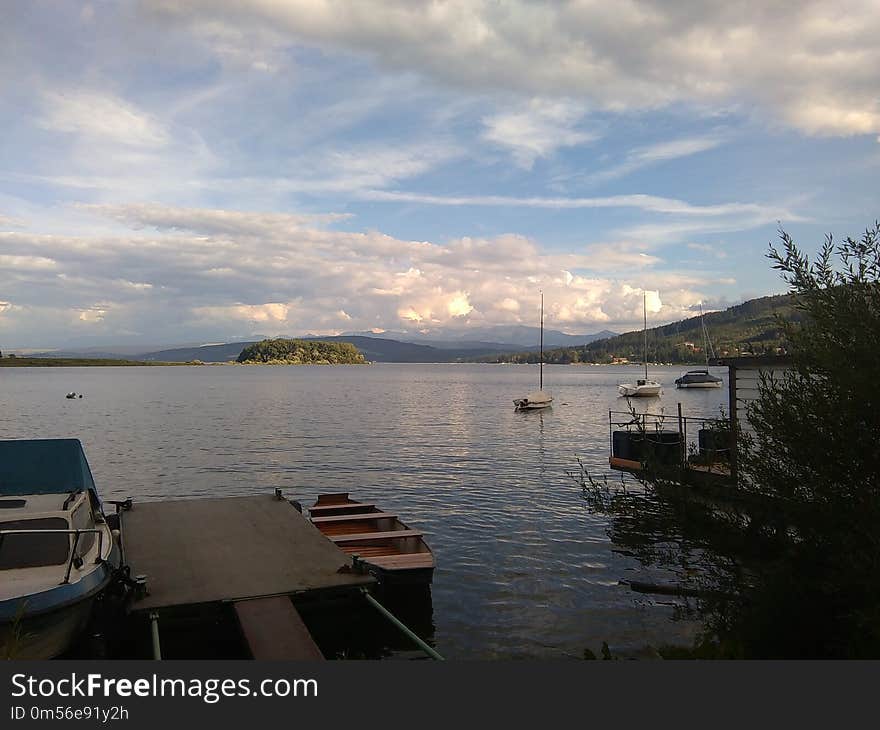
[366,554,435,570]
[234,596,324,660]
[317,524,381,536]
[330,530,423,543]
[311,512,397,524]
[309,503,377,515]
[338,545,404,557]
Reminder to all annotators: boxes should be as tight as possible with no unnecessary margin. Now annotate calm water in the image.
[0,363,727,658]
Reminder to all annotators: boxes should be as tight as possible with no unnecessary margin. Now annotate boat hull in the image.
[310,494,434,587]
[618,385,662,397]
[513,400,553,410]
[0,597,94,660]
[675,381,723,389]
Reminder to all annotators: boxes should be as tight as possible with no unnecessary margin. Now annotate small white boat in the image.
[514,293,553,411]
[0,439,119,659]
[619,293,662,398]
[618,379,663,398]
[514,389,554,410]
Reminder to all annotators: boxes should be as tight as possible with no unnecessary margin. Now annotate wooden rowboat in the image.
[309,494,434,586]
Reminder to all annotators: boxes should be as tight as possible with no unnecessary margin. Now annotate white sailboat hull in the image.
[514,390,553,410]
[618,381,662,397]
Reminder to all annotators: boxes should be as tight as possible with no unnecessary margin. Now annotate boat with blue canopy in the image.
[0,439,119,659]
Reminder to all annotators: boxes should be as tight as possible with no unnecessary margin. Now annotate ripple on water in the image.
[0,363,726,658]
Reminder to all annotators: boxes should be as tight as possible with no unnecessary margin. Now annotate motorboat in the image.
[675,303,722,388]
[675,369,722,388]
[309,493,434,585]
[618,293,662,398]
[0,439,119,659]
[514,292,553,411]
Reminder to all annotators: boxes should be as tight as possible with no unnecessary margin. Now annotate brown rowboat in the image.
[309,493,434,585]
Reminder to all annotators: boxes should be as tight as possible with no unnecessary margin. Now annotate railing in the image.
[0,528,105,584]
[609,408,730,471]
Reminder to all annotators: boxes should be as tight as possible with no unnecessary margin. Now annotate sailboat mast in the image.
[539,291,544,390]
[699,301,716,363]
[643,292,648,380]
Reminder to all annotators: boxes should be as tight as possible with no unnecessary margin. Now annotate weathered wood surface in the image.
[122,494,373,611]
[234,596,324,660]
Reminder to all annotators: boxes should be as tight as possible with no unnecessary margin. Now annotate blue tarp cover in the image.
[0,439,97,497]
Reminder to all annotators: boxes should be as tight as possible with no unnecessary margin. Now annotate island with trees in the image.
[236,338,367,365]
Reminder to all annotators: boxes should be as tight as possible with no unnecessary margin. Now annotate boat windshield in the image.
[0,517,70,569]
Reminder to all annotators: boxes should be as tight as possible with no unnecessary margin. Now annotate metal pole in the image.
[149,612,162,660]
[643,292,648,381]
[362,590,444,661]
[539,291,544,391]
[677,403,685,468]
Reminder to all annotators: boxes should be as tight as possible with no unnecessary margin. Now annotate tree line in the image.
[236,338,366,364]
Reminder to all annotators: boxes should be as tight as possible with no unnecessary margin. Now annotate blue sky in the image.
[1,1,879,348]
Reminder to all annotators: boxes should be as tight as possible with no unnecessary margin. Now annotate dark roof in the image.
[0,439,97,497]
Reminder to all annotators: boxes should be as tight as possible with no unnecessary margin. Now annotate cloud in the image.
[361,189,797,223]
[145,1,880,138]
[39,90,169,148]
[587,135,725,182]
[482,99,596,168]
[0,204,744,345]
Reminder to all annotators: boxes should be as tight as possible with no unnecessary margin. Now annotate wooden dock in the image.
[122,494,374,611]
[119,494,375,658]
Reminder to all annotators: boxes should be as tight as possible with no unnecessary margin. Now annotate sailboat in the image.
[675,302,723,388]
[514,293,553,411]
[618,293,662,397]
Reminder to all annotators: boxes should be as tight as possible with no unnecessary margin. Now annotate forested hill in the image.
[237,339,366,364]
[475,293,801,364]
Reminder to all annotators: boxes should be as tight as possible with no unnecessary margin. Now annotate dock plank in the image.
[234,596,324,660]
[122,495,374,611]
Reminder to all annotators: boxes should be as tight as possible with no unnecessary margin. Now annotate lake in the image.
[0,363,728,658]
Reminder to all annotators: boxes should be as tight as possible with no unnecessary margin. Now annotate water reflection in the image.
[0,363,727,658]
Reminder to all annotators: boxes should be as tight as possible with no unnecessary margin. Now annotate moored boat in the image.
[675,368,723,388]
[675,303,722,388]
[309,494,434,586]
[618,379,663,397]
[0,439,119,659]
[514,292,553,411]
[618,293,662,398]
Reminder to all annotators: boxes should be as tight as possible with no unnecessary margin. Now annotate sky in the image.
[1,1,879,349]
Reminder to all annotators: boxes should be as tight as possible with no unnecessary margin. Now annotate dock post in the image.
[149,611,162,660]
[677,402,685,469]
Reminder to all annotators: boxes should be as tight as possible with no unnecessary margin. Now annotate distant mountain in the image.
[140,341,256,362]
[343,325,616,348]
[474,294,799,364]
[137,335,519,363]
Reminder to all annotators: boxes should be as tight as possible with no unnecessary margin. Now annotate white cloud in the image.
[482,99,595,168]
[39,90,169,148]
[361,189,797,223]
[146,1,880,138]
[587,135,725,182]
[0,204,747,344]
